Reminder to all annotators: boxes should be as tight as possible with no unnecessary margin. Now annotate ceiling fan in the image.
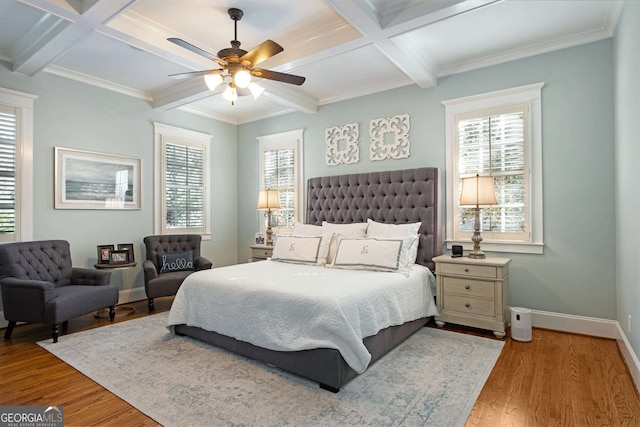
[168,7,305,105]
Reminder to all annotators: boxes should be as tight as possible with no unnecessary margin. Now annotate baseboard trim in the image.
[530,309,618,338]
[615,322,640,395]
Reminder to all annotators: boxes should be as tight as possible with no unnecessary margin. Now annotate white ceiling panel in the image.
[0,0,624,124]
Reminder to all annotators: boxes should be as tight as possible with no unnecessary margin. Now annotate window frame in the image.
[0,87,35,243]
[443,83,544,254]
[153,122,211,238]
[257,129,304,234]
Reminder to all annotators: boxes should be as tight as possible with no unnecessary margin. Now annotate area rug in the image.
[39,312,504,427]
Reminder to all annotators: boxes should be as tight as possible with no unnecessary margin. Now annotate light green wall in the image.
[238,39,617,320]
[615,1,640,357]
[0,63,238,305]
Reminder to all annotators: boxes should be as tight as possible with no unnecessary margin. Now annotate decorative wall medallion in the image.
[325,122,359,166]
[369,114,411,161]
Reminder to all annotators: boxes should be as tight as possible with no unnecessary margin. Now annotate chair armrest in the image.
[0,277,56,316]
[71,267,111,286]
[195,256,213,271]
[143,259,159,283]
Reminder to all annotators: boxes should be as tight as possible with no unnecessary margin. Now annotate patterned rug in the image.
[38,312,504,427]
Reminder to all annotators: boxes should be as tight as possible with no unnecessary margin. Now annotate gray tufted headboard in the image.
[306,167,442,272]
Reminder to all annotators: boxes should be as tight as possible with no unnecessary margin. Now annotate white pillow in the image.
[322,221,368,263]
[271,234,332,265]
[366,218,421,239]
[367,219,421,264]
[292,222,323,236]
[330,236,414,276]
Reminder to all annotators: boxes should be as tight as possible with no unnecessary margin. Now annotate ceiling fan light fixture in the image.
[204,73,223,91]
[233,69,252,88]
[248,81,265,99]
[223,83,238,104]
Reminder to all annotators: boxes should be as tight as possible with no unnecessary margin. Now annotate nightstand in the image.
[433,254,511,338]
[250,244,273,262]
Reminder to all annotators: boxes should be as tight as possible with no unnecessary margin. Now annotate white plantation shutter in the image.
[0,105,16,236]
[258,129,304,233]
[154,123,210,236]
[456,104,528,240]
[263,146,295,229]
[164,142,205,229]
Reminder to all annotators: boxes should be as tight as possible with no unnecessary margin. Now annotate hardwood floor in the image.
[1,298,639,426]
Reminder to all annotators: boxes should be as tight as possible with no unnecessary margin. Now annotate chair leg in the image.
[109,306,116,321]
[4,321,16,339]
[51,323,60,343]
[148,298,154,312]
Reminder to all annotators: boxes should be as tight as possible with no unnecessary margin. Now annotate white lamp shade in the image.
[460,175,497,206]
[257,189,281,210]
[204,73,223,91]
[222,84,238,102]
[248,82,265,99]
[234,69,252,88]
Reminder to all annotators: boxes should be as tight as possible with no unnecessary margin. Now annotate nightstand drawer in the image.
[438,262,497,278]
[442,277,495,298]
[443,294,495,317]
[251,248,272,259]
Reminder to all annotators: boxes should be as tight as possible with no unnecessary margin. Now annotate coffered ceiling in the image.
[0,0,623,124]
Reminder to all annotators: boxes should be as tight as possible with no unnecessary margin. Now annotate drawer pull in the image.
[465,285,470,290]
[464,268,469,272]
[465,303,471,308]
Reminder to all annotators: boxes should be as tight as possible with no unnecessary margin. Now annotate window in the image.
[443,83,544,254]
[153,123,210,237]
[0,88,35,243]
[257,129,304,233]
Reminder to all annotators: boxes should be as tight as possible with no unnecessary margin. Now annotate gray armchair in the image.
[143,234,212,312]
[0,240,119,342]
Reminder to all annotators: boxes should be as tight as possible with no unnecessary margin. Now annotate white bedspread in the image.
[167,260,438,373]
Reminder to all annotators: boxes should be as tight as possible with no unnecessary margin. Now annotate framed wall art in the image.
[54,147,141,210]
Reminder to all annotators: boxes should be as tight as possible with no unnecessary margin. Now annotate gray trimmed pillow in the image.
[330,236,415,276]
[271,234,332,265]
[158,251,195,273]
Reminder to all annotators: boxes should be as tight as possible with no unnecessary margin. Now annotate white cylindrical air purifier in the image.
[511,307,532,342]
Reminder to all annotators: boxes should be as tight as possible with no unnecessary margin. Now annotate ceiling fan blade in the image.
[240,40,283,66]
[168,69,223,79]
[251,68,305,86]
[168,37,226,67]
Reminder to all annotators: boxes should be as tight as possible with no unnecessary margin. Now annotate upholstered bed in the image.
[169,167,442,392]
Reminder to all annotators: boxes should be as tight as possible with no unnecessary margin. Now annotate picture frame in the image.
[97,244,115,264]
[255,232,266,245]
[109,250,130,265]
[117,243,135,263]
[54,147,142,210]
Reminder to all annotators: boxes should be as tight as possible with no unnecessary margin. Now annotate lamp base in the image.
[468,250,486,259]
[469,216,486,258]
[266,226,274,246]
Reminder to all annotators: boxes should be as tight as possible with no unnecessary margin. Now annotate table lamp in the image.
[459,174,497,259]
[257,189,281,246]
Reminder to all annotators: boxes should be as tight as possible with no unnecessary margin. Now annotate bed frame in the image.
[175,167,442,392]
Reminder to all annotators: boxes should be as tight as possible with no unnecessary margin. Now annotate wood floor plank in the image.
[1,298,639,426]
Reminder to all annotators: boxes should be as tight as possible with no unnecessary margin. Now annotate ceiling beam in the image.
[323,0,502,89]
[12,0,139,75]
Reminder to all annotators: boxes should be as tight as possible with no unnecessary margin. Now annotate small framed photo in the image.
[97,244,115,264]
[109,250,129,265]
[117,243,135,263]
[255,232,265,245]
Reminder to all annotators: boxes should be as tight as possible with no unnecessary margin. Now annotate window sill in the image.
[446,240,544,255]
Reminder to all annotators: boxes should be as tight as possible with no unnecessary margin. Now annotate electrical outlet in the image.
[628,315,632,333]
